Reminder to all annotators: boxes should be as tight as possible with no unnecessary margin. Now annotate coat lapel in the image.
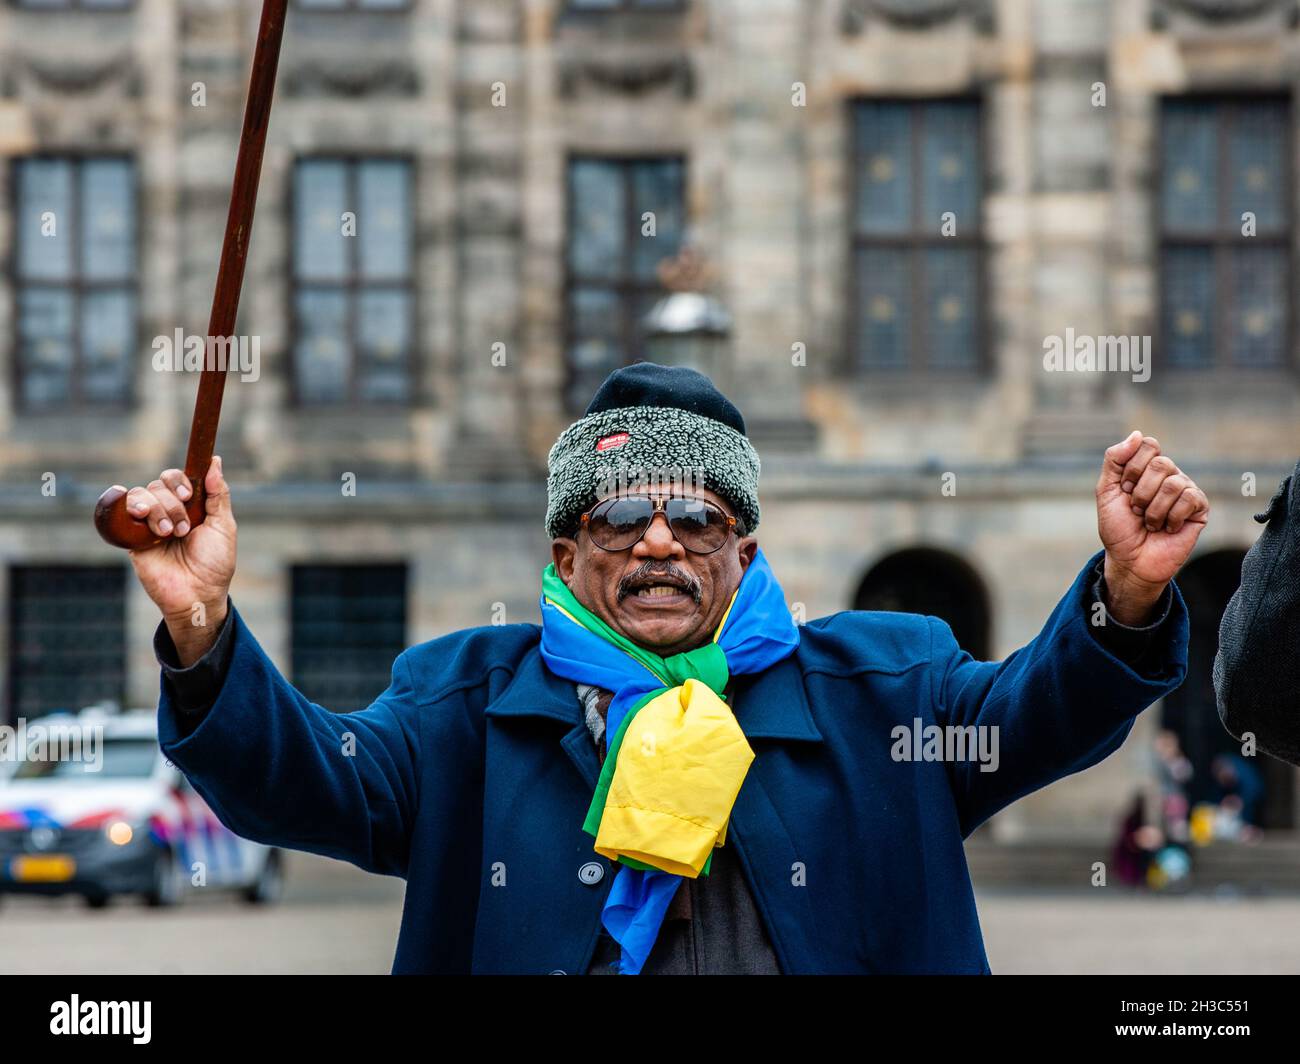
[484,646,601,790]
[476,648,612,973]
[724,651,827,973]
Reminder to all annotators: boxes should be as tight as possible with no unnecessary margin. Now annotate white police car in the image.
[0,707,282,908]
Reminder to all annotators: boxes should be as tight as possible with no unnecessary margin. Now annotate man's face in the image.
[551,484,758,657]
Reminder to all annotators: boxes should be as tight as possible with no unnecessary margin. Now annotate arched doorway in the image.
[1162,549,1294,829]
[852,547,992,661]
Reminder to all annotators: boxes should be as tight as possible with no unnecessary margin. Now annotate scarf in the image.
[538,547,799,973]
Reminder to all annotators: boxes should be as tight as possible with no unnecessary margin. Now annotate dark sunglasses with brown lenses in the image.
[579,495,738,554]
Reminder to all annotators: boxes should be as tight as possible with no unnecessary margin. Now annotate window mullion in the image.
[623,163,636,367]
[72,159,83,407]
[912,103,925,372]
[1219,106,1235,369]
[348,161,360,404]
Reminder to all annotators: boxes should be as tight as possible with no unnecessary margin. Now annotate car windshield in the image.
[8,736,158,782]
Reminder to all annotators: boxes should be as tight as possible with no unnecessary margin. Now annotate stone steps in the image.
[965,838,1300,892]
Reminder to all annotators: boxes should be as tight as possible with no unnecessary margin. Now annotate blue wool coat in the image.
[157,551,1188,974]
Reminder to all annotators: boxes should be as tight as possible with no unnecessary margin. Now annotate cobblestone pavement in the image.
[0,851,405,975]
[977,887,1300,974]
[3,853,1297,974]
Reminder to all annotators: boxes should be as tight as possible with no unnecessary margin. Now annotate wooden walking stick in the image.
[94,0,288,549]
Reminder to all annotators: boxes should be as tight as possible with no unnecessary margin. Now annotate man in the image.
[125,363,1206,974]
[1214,459,1300,766]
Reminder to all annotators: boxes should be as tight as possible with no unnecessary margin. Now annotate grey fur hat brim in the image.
[545,404,761,540]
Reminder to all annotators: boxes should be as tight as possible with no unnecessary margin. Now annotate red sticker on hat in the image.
[596,432,630,452]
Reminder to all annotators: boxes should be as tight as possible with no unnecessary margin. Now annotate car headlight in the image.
[105,820,135,846]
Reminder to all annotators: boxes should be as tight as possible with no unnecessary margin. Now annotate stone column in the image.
[718,0,817,452]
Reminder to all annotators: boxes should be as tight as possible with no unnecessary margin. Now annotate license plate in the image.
[10,855,76,882]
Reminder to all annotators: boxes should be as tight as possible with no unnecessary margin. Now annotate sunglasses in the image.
[579,495,738,554]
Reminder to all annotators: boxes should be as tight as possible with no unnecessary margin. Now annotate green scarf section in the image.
[541,563,730,875]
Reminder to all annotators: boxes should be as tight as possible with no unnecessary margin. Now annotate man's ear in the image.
[551,537,579,583]
[737,535,758,570]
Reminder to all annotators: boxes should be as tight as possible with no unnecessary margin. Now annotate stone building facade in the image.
[1,0,1298,841]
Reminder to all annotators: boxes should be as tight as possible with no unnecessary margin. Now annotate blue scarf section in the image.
[538,547,800,973]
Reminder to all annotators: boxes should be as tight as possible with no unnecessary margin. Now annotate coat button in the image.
[578,861,605,885]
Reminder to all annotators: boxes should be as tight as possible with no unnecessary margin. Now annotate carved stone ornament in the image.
[283,58,419,98]
[556,53,694,100]
[841,0,996,34]
[17,52,139,97]
[1150,0,1299,29]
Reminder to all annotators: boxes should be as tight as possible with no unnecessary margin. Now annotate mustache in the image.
[617,561,703,604]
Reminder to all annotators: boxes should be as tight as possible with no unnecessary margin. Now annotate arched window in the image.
[852,547,991,661]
